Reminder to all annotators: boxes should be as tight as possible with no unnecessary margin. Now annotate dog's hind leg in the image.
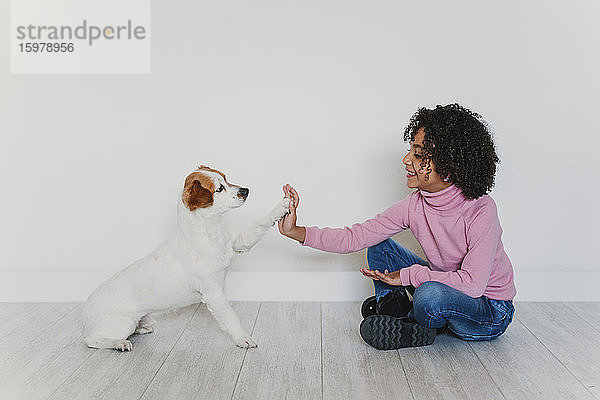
[84,337,133,351]
[83,314,137,351]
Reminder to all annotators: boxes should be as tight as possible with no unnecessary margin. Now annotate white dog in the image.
[83,165,290,351]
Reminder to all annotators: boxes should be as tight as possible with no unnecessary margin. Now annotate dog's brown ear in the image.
[183,176,214,211]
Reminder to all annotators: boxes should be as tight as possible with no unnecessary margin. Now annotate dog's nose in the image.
[238,188,249,198]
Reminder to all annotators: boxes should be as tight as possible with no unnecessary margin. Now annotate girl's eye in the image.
[414,153,423,159]
[216,185,225,193]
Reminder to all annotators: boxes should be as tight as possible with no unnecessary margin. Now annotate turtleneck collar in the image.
[419,184,468,212]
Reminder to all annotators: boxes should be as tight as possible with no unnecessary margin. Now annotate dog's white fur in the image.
[83,166,290,351]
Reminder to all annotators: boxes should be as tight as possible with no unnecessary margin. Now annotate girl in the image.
[278,104,516,350]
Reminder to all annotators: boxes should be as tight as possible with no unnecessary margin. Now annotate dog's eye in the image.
[216,184,225,193]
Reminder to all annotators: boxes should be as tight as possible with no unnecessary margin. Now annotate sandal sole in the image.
[360,315,437,350]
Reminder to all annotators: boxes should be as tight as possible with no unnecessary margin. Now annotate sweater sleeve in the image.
[301,195,412,254]
[399,199,500,298]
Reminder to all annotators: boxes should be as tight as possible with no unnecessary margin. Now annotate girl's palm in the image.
[278,184,300,236]
[279,209,297,235]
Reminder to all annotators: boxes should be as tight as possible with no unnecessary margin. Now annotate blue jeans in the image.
[366,239,515,341]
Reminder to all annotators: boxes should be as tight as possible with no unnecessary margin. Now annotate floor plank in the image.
[140,302,260,400]
[232,302,322,400]
[565,302,600,332]
[0,302,79,357]
[47,304,198,400]
[401,332,505,400]
[516,302,600,399]
[1,302,600,400]
[0,305,95,400]
[321,302,413,400]
[0,302,36,322]
[468,314,595,399]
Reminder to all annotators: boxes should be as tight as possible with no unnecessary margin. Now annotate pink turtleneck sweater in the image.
[302,185,516,300]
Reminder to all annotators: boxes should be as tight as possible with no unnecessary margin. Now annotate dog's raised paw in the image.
[270,198,291,222]
[235,336,258,348]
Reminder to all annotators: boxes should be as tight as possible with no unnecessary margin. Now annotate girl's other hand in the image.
[360,268,403,286]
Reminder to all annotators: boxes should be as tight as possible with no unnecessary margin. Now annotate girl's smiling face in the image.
[402,127,452,193]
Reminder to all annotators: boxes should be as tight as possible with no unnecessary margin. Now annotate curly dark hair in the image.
[403,103,499,199]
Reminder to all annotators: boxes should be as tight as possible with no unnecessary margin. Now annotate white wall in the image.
[1,0,599,301]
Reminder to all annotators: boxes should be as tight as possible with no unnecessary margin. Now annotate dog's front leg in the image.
[231,197,290,253]
[203,292,257,348]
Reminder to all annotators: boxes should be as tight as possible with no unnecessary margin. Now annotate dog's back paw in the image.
[234,335,258,348]
[85,337,133,352]
[114,339,133,351]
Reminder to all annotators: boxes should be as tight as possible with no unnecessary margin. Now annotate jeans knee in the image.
[366,239,394,266]
[412,281,449,320]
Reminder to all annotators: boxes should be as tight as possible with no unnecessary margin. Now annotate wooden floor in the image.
[1,302,599,400]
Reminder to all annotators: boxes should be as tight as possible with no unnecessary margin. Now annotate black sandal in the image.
[360,314,437,350]
[361,296,377,318]
[376,290,413,318]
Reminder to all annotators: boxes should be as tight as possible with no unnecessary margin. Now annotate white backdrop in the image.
[1,0,599,301]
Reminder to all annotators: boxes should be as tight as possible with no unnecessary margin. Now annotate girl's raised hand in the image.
[278,184,300,238]
[283,184,299,209]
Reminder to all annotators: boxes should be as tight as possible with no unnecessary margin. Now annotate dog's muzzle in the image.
[238,187,249,200]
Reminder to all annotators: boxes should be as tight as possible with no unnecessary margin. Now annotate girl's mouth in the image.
[406,171,417,178]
